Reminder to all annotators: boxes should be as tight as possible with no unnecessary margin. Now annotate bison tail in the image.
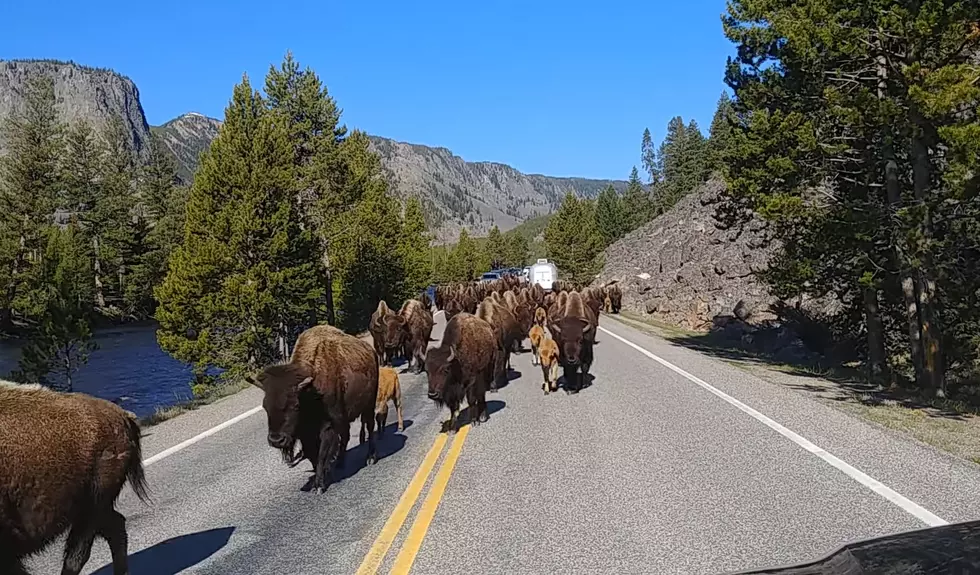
[124,415,152,505]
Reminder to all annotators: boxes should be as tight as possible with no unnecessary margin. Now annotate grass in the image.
[138,379,251,427]
[609,311,980,465]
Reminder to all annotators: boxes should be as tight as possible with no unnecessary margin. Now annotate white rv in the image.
[529,259,558,292]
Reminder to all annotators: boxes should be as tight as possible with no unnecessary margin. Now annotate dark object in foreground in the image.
[0,381,150,575]
[248,324,379,494]
[728,520,980,574]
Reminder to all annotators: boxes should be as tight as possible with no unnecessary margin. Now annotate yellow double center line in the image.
[355,425,472,575]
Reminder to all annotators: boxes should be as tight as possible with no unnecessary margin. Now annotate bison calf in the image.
[361,366,404,442]
[0,381,150,575]
[529,324,545,366]
[538,336,560,394]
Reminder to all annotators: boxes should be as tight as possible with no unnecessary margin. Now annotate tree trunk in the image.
[910,110,945,397]
[863,286,887,382]
[877,46,926,388]
[93,236,105,309]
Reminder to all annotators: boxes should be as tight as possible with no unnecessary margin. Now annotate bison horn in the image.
[297,376,314,390]
[447,345,457,362]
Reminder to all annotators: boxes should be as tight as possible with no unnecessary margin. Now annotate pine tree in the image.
[60,122,101,213]
[126,136,182,317]
[504,232,530,267]
[398,197,432,298]
[621,167,655,233]
[12,223,97,391]
[0,76,62,332]
[484,225,506,269]
[706,92,734,174]
[332,186,407,332]
[265,52,349,325]
[641,128,660,184]
[451,228,479,281]
[595,184,626,246]
[544,192,604,285]
[155,74,321,383]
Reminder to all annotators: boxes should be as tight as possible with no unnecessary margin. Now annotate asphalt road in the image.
[27,311,980,575]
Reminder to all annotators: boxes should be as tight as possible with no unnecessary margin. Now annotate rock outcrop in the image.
[0,60,152,162]
[596,178,780,331]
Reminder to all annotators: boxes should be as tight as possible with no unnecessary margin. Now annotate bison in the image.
[398,298,435,373]
[538,336,561,394]
[0,381,150,575]
[529,324,545,366]
[247,325,379,494]
[361,366,404,442]
[370,300,407,366]
[606,282,623,314]
[534,306,547,327]
[425,312,496,432]
[476,298,523,391]
[551,291,595,394]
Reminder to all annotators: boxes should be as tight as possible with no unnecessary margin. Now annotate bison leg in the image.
[362,409,378,465]
[393,390,404,432]
[541,364,551,394]
[563,364,579,394]
[98,510,129,575]
[314,427,341,494]
[376,403,389,439]
[336,424,351,469]
[61,522,98,575]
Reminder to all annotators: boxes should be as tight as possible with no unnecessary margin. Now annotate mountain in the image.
[149,113,221,183]
[0,59,627,241]
[0,59,152,162]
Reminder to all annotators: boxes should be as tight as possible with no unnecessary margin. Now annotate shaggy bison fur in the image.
[551,291,595,393]
[399,299,435,374]
[248,325,379,494]
[424,312,496,432]
[0,381,150,575]
[361,367,403,442]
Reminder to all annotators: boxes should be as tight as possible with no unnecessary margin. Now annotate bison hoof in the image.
[479,412,489,423]
[366,454,378,466]
[314,485,327,495]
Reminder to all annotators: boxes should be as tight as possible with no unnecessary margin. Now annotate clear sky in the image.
[2,0,734,181]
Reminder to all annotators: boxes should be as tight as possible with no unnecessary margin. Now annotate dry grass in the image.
[139,380,251,427]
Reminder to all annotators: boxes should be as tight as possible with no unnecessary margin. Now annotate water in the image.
[0,323,196,419]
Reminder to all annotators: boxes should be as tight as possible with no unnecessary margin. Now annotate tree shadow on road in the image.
[90,526,235,575]
[626,312,979,421]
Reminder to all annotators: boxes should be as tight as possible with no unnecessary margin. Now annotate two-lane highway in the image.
[30,311,980,574]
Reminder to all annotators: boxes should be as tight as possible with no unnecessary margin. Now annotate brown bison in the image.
[606,282,623,314]
[425,312,496,432]
[361,366,404,441]
[551,291,595,393]
[538,336,560,394]
[0,381,150,575]
[399,299,435,373]
[247,325,379,494]
[370,300,406,366]
[476,298,523,391]
[445,296,464,321]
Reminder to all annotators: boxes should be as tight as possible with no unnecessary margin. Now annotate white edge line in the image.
[142,405,264,467]
[597,324,949,528]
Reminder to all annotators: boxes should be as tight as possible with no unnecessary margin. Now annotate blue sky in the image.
[2,0,734,180]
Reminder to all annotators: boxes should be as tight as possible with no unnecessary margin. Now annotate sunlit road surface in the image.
[30,311,980,575]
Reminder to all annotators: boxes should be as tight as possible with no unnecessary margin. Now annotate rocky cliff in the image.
[0,59,627,242]
[367,136,627,242]
[596,178,781,331]
[150,112,221,184]
[0,59,152,161]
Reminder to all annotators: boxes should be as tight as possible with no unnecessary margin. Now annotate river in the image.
[0,323,196,419]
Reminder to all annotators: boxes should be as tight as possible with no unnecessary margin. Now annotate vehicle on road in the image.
[479,271,501,284]
[529,258,557,292]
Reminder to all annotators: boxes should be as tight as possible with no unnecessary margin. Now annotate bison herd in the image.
[0,275,622,575]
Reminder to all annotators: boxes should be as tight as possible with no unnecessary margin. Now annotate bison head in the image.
[551,317,592,366]
[424,345,460,404]
[246,363,315,462]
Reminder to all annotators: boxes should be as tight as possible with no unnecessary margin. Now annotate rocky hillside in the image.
[596,178,780,331]
[0,59,627,241]
[368,137,627,241]
[150,112,221,183]
[0,60,152,161]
